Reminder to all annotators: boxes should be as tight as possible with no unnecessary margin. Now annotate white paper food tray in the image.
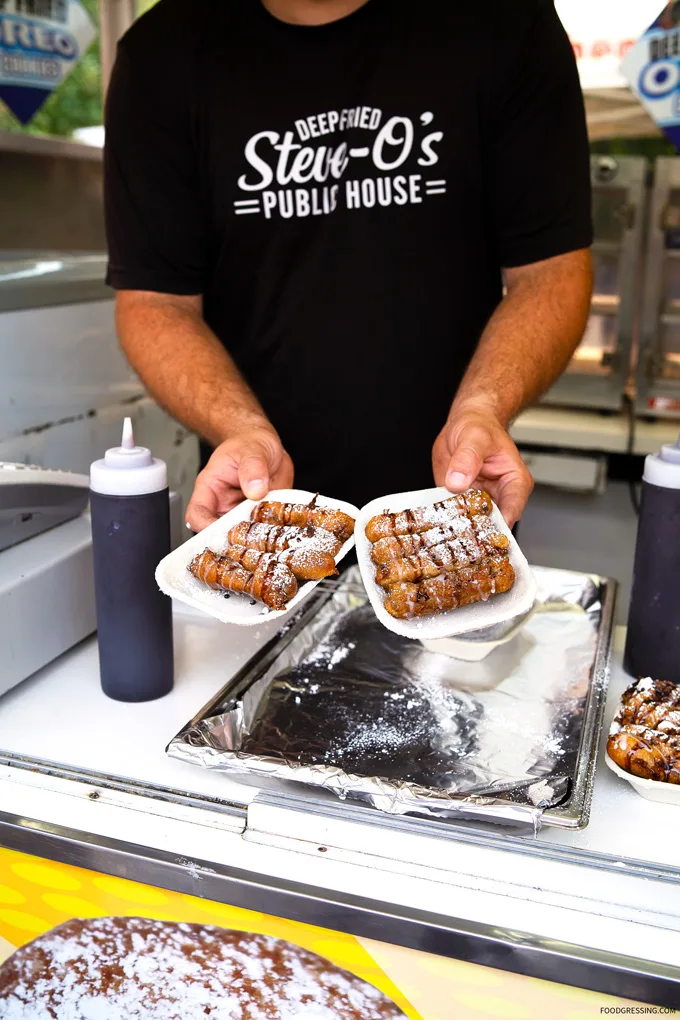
[420,604,536,661]
[605,750,680,805]
[155,489,359,627]
[355,486,537,640]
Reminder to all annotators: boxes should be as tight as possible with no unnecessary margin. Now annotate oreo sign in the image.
[621,7,680,150]
[0,0,96,124]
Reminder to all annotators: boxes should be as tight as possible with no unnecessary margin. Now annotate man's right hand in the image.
[186,426,294,531]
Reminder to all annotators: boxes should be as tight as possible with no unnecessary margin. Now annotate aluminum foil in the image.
[168,567,613,830]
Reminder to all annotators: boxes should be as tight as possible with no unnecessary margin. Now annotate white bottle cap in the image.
[643,432,680,490]
[90,418,168,496]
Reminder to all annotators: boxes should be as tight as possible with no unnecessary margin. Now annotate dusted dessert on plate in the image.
[365,489,515,619]
[189,495,355,611]
[607,677,680,784]
[0,916,406,1019]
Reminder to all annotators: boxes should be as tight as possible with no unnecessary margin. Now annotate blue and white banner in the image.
[0,0,96,124]
[555,0,661,91]
[621,3,680,150]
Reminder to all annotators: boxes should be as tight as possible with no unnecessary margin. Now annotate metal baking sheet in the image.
[168,566,615,830]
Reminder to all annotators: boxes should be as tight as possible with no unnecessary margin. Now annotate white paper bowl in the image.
[355,486,537,641]
[605,750,680,805]
[420,604,536,661]
[155,489,359,627]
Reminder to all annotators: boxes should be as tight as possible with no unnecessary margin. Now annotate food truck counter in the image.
[0,596,678,1009]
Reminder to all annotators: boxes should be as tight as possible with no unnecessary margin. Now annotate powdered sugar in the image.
[231,522,341,557]
[420,519,472,543]
[634,676,657,695]
[328,643,356,668]
[540,734,565,757]
[338,721,412,757]
[306,641,357,670]
[413,506,474,533]
[366,494,489,543]
[189,550,297,611]
[0,917,405,1020]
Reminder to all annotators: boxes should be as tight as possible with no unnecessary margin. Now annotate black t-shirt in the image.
[105,0,592,509]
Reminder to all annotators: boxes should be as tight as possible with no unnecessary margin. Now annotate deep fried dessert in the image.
[370,516,507,564]
[375,551,445,588]
[365,490,492,543]
[607,677,680,783]
[366,490,514,620]
[228,520,342,556]
[384,555,515,619]
[608,725,680,784]
[224,544,338,582]
[0,916,407,1019]
[251,497,355,542]
[189,549,297,610]
[189,496,354,613]
[374,525,510,587]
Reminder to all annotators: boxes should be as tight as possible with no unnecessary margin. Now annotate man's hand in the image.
[432,249,591,526]
[114,292,294,531]
[186,426,294,531]
[432,405,533,528]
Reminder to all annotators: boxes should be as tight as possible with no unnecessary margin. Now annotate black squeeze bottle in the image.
[90,418,174,701]
[624,436,680,683]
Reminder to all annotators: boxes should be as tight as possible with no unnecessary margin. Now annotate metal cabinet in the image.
[542,155,647,412]
[636,156,680,418]
[0,253,199,510]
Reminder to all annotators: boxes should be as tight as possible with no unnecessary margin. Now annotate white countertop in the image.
[0,603,282,807]
[1,607,677,870]
[1,603,680,972]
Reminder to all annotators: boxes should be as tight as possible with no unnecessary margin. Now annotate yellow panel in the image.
[90,874,169,906]
[451,990,533,1018]
[0,909,48,934]
[41,894,103,918]
[0,885,26,907]
[10,862,81,892]
[359,936,660,1020]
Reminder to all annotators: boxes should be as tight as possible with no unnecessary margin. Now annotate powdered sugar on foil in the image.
[195,569,599,813]
[0,917,405,1020]
[328,643,356,668]
[306,641,357,671]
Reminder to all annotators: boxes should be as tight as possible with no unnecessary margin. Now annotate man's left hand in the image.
[432,405,533,528]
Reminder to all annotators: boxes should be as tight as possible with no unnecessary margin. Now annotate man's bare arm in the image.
[116,291,266,446]
[433,249,593,525]
[116,291,293,528]
[452,249,593,425]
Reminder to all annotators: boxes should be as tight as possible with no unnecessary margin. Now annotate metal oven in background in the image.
[541,155,647,412]
[636,156,680,419]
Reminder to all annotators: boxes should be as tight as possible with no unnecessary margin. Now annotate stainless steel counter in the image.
[0,253,109,311]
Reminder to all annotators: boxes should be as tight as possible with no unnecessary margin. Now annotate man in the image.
[105,0,593,530]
